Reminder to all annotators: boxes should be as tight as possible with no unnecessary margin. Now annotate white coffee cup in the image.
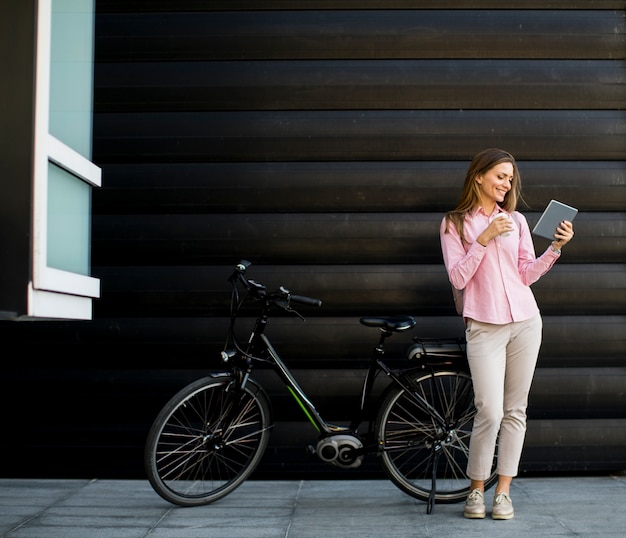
[494,213,511,237]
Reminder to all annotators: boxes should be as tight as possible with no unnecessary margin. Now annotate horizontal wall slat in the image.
[94,60,626,112]
[206,367,626,421]
[10,367,620,424]
[92,264,626,318]
[5,364,626,433]
[95,10,625,61]
[521,418,626,473]
[1,316,623,369]
[93,161,626,214]
[91,212,626,265]
[96,1,626,13]
[93,110,626,163]
[260,418,626,475]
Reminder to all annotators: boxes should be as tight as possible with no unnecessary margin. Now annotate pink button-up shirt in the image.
[440,206,561,324]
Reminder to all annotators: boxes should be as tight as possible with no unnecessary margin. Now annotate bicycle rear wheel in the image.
[144,374,272,506]
[376,369,497,504]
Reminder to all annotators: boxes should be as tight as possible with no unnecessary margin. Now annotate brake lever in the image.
[289,305,306,321]
[275,286,306,321]
[274,298,306,321]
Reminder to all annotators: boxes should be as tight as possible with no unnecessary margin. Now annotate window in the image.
[29,0,101,319]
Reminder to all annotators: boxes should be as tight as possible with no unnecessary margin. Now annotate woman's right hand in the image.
[476,215,513,246]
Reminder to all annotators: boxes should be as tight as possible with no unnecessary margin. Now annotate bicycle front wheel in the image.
[376,369,497,504]
[144,374,272,507]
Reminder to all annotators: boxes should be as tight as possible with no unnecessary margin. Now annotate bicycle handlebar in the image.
[230,260,323,309]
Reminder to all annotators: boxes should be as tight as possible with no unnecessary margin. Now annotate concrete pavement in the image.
[0,475,624,537]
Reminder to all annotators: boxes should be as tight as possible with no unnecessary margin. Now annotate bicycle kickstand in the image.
[427,446,442,514]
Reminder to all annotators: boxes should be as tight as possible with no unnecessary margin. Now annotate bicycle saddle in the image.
[359,316,416,332]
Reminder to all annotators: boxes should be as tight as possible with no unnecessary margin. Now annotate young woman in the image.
[440,148,574,520]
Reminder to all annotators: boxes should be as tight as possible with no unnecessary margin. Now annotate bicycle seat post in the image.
[374,329,393,359]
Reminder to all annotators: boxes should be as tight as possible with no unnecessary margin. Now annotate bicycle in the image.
[144,260,498,514]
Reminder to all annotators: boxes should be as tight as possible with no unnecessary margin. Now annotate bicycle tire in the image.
[376,369,498,504]
[144,374,272,507]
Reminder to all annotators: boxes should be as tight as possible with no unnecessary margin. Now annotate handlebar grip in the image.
[290,294,322,308]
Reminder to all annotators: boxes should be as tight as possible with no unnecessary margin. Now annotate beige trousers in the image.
[465,314,542,480]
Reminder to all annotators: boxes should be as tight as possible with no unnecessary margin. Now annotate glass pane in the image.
[49,0,95,159]
[47,161,91,276]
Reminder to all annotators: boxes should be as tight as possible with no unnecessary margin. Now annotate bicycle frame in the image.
[228,300,455,447]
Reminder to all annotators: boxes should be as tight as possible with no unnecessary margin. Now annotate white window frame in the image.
[29,0,101,319]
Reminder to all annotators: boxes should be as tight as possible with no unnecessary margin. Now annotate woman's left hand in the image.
[553,220,574,249]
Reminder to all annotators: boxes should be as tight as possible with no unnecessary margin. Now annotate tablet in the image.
[532,200,578,240]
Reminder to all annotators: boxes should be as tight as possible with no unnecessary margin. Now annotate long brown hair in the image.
[444,148,524,244]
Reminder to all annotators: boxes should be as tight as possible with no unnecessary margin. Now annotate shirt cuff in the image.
[547,244,561,258]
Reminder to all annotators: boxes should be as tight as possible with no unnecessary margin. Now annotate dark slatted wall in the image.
[1,0,625,478]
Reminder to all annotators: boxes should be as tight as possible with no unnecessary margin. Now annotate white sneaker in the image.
[492,492,514,520]
[464,488,486,519]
